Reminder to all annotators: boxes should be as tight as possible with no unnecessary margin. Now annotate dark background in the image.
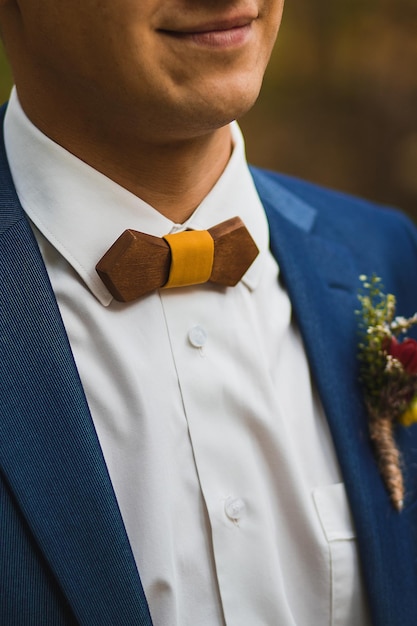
[0,0,416,220]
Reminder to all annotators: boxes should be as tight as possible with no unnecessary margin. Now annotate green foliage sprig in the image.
[357,275,417,510]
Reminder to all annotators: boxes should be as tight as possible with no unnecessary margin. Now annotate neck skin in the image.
[82,126,233,225]
[16,88,233,225]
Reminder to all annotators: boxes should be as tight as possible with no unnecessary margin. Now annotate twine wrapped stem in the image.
[368,412,404,511]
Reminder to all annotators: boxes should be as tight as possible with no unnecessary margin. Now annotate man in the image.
[0,1,416,624]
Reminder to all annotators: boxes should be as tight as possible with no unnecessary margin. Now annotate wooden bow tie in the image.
[96,216,259,302]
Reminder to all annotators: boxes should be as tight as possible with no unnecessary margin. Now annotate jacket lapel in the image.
[252,166,417,625]
[0,134,152,624]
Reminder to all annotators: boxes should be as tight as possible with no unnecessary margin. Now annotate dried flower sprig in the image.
[357,275,417,511]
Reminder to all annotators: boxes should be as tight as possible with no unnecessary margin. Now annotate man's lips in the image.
[157,13,257,47]
[166,15,256,34]
[159,18,255,48]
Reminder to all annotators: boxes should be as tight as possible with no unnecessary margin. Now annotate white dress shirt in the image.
[4,88,370,626]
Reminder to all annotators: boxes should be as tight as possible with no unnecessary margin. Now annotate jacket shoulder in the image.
[251,166,410,221]
[250,166,417,247]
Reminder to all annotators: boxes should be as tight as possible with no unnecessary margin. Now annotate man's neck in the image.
[74,126,233,224]
[16,90,233,224]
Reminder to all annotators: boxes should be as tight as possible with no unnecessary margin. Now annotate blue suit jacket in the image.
[1,103,417,624]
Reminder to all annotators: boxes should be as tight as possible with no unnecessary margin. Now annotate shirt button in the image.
[224,497,246,522]
[188,325,207,348]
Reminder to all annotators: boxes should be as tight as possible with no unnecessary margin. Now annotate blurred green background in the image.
[241,0,417,220]
[0,0,416,219]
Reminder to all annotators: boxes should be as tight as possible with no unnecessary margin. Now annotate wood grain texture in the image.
[96,217,259,302]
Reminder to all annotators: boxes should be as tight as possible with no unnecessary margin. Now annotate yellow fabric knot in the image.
[399,396,417,427]
[163,230,214,288]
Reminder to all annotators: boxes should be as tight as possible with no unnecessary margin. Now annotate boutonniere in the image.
[357,275,417,511]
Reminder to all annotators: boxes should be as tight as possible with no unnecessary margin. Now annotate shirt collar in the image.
[4,87,270,306]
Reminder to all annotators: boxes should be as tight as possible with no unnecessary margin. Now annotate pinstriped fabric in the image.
[0,103,153,623]
[1,478,77,625]
[0,224,153,626]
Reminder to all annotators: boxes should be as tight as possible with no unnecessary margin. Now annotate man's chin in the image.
[177,84,263,134]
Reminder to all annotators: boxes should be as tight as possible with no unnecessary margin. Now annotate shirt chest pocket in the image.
[313,483,371,626]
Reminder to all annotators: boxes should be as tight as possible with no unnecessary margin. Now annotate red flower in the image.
[387,337,417,375]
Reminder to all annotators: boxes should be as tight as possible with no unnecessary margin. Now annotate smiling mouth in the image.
[158,15,257,48]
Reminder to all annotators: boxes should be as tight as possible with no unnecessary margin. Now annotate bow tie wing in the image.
[209,217,259,286]
[96,230,170,301]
